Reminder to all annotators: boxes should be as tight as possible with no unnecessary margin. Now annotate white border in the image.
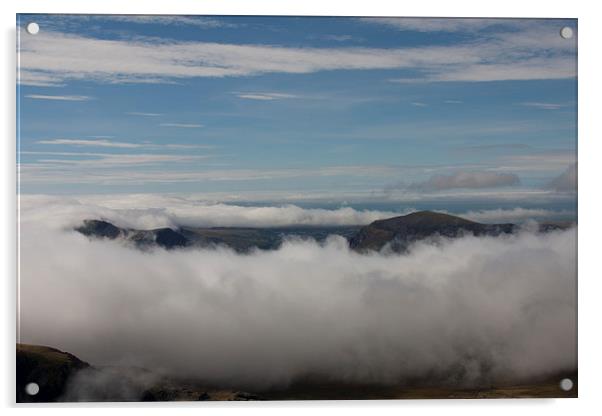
[2,1,601,415]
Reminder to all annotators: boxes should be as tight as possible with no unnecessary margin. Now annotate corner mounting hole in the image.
[560,26,573,39]
[25,382,39,396]
[560,378,574,391]
[26,22,39,35]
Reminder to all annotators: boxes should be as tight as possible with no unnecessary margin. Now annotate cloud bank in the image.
[18,195,403,230]
[18,197,576,391]
[19,195,573,232]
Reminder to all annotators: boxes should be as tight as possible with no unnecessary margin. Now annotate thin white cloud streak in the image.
[19,198,577,389]
[161,144,214,150]
[37,139,141,148]
[235,92,298,101]
[390,57,576,83]
[359,17,517,33]
[18,164,402,186]
[24,94,92,101]
[94,15,236,29]
[495,151,576,173]
[18,22,576,86]
[18,72,65,87]
[34,139,213,150]
[320,34,354,42]
[520,102,567,110]
[25,154,209,169]
[159,123,203,128]
[126,112,163,117]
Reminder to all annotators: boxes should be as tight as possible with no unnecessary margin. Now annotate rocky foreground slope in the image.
[17,344,576,401]
[17,344,259,402]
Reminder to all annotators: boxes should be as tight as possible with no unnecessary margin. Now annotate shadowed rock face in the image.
[75,219,190,250]
[76,219,122,239]
[348,211,516,252]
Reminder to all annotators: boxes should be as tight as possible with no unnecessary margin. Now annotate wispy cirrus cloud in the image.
[25,94,92,101]
[37,139,141,148]
[495,150,576,173]
[520,102,568,110]
[18,19,576,86]
[18,163,402,186]
[358,17,513,33]
[35,138,213,150]
[94,15,237,29]
[29,153,209,168]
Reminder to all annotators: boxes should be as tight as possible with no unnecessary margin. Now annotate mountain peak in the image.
[350,211,513,252]
[370,211,478,230]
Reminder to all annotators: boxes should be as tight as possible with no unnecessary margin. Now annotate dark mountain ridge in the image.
[349,211,516,252]
[75,219,360,251]
[74,211,571,253]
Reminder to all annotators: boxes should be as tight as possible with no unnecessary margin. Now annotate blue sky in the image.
[17,15,577,209]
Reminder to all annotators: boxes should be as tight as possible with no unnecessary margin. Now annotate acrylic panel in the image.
[16,15,577,402]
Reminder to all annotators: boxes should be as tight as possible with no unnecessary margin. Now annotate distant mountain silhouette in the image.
[74,211,571,253]
[76,220,188,250]
[348,211,516,252]
[75,219,359,251]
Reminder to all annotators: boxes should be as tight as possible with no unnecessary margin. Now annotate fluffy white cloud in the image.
[18,197,577,389]
[18,194,403,229]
